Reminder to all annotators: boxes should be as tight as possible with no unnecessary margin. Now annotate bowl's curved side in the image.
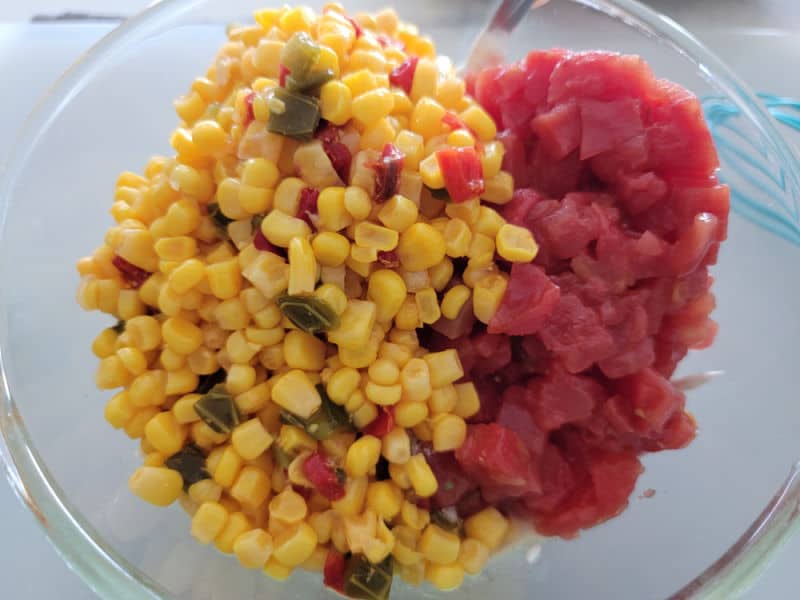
[0,2,203,598]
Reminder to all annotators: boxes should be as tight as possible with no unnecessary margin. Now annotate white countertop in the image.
[1,2,799,599]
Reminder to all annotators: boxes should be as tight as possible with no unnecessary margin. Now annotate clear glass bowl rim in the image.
[1,0,800,598]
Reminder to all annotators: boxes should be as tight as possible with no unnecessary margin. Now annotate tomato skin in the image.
[363,407,395,438]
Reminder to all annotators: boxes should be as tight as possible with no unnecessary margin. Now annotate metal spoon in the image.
[463,0,537,74]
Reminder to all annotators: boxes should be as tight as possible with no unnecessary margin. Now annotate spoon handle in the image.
[464,0,534,74]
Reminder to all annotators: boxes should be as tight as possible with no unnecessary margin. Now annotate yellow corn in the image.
[473,272,509,324]
[283,330,327,371]
[432,413,467,452]
[270,370,322,419]
[354,225,398,256]
[162,316,203,355]
[482,171,515,204]
[458,538,490,574]
[381,426,411,464]
[192,501,229,544]
[317,186,352,232]
[128,466,183,507]
[364,381,402,406]
[206,259,242,299]
[458,105,497,142]
[311,232,350,267]
[327,300,377,350]
[126,315,162,350]
[327,367,361,405]
[378,195,419,233]
[394,399,429,428]
[425,563,465,591]
[368,358,399,385]
[331,475,368,516]
[188,479,223,504]
[366,269,407,323]
[287,237,317,295]
[429,384,458,414]
[367,480,403,521]
[360,118,397,152]
[117,347,148,376]
[453,382,481,419]
[260,210,311,247]
[394,129,424,170]
[441,285,471,320]
[409,57,439,103]
[263,557,293,581]
[345,435,382,478]
[307,510,335,545]
[351,88,394,126]
[414,287,441,324]
[397,223,446,271]
[419,524,461,565]
[104,391,135,429]
[128,369,167,407]
[406,454,438,498]
[343,185,372,220]
[234,528,274,569]
[215,511,253,554]
[464,507,510,550]
[496,223,539,263]
[232,419,274,460]
[399,500,430,531]
[277,424,318,455]
[411,97,446,140]
[144,412,187,456]
[231,466,271,508]
[423,349,464,388]
[269,487,308,524]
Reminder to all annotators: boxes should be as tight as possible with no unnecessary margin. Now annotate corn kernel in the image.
[188,479,223,504]
[327,300,377,350]
[232,419,274,460]
[464,507,509,550]
[381,427,411,464]
[263,557,293,581]
[269,487,308,524]
[230,465,271,508]
[278,424,318,455]
[423,349,464,388]
[283,329,326,371]
[359,117,397,152]
[397,223,446,272]
[410,97,446,140]
[287,237,318,295]
[213,445,243,488]
[104,391,135,429]
[399,499,430,531]
[399,358,432,402]
[126,315,162,350]
[496,223,540,263]
[364,381,402,406]
[414,287,441,325]
[144,411,187,456]
[343,185,372,220]
[406,454,438,498]
[317,186,353,232]
[351,87,394,128]
[394,400,429,429]
[480,141,505,179]
[377,194,419,233]
[367,480,403,519]
[345,435,381,478]
[419,523,461,566]
[234,528,274,569]
[432,413,467,452]
[215,511,253,554]
[128,369,167,407]
[260,210,311,247]
[482,171,514,205]
[162,316,203,355]
[311,232,350,267]
[227,363,256,395]
[425,563,464,591]
[124,407,160,439]
[368,359,399,385]
[271,370,322,419]
[453,382,481,419]
[473,272,509,324]
[128,466,183,507]
[191,501,229,543]
[410,58,439,103]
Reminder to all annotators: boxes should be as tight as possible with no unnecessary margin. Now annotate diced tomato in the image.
[495,389,547,456]
[372,143,405,202]
[489,263,561,336]
[112,255,151,289]
[427,451,477,508]
[578,97,644,159]
[279,64,290,87]
[323,550,346,593]
[455,424,540,493]
[529,365,606,430]
[389,56,419,95]
[363,407,394,438]
[302,453,345,501]
[530,100,581,160]
[614,368,684,433]
[548,51,655,104]
[435,147,485,203]
[296,188,320,228]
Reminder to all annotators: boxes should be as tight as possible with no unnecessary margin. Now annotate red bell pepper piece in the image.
[316,123,353,183]
[435,146,485,203]
[344,14,364,38]
[296,187,320,228]
[243,91,255,128]
[389,56,419,95]
[323,550,346,593]
[302,452,346,501]
[372,143,405,202]
[363,407,395,438]
[279,64,290,87]
[112,255,151,289]
[442,111,467,132]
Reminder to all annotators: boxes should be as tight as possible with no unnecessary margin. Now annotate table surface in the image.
[1,1,799,599]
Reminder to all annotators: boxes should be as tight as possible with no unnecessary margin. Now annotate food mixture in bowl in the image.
[75,3,729,597]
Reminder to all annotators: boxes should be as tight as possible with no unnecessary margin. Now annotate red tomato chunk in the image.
[425,50,729,539]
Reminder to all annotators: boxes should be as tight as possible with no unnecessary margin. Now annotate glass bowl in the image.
[2,0,800,598]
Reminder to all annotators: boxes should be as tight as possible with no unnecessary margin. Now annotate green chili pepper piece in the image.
[272,444,294,469]
[194,386,240,434]
[277,294,340,334]
[267,88,321,142]
[431,507,463,533]
[207,202,234,239]
[285,69,336,96]
[344,555,394,600]
[281,32,321,80]
[195,368,227,395]
[165,444,209,489]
